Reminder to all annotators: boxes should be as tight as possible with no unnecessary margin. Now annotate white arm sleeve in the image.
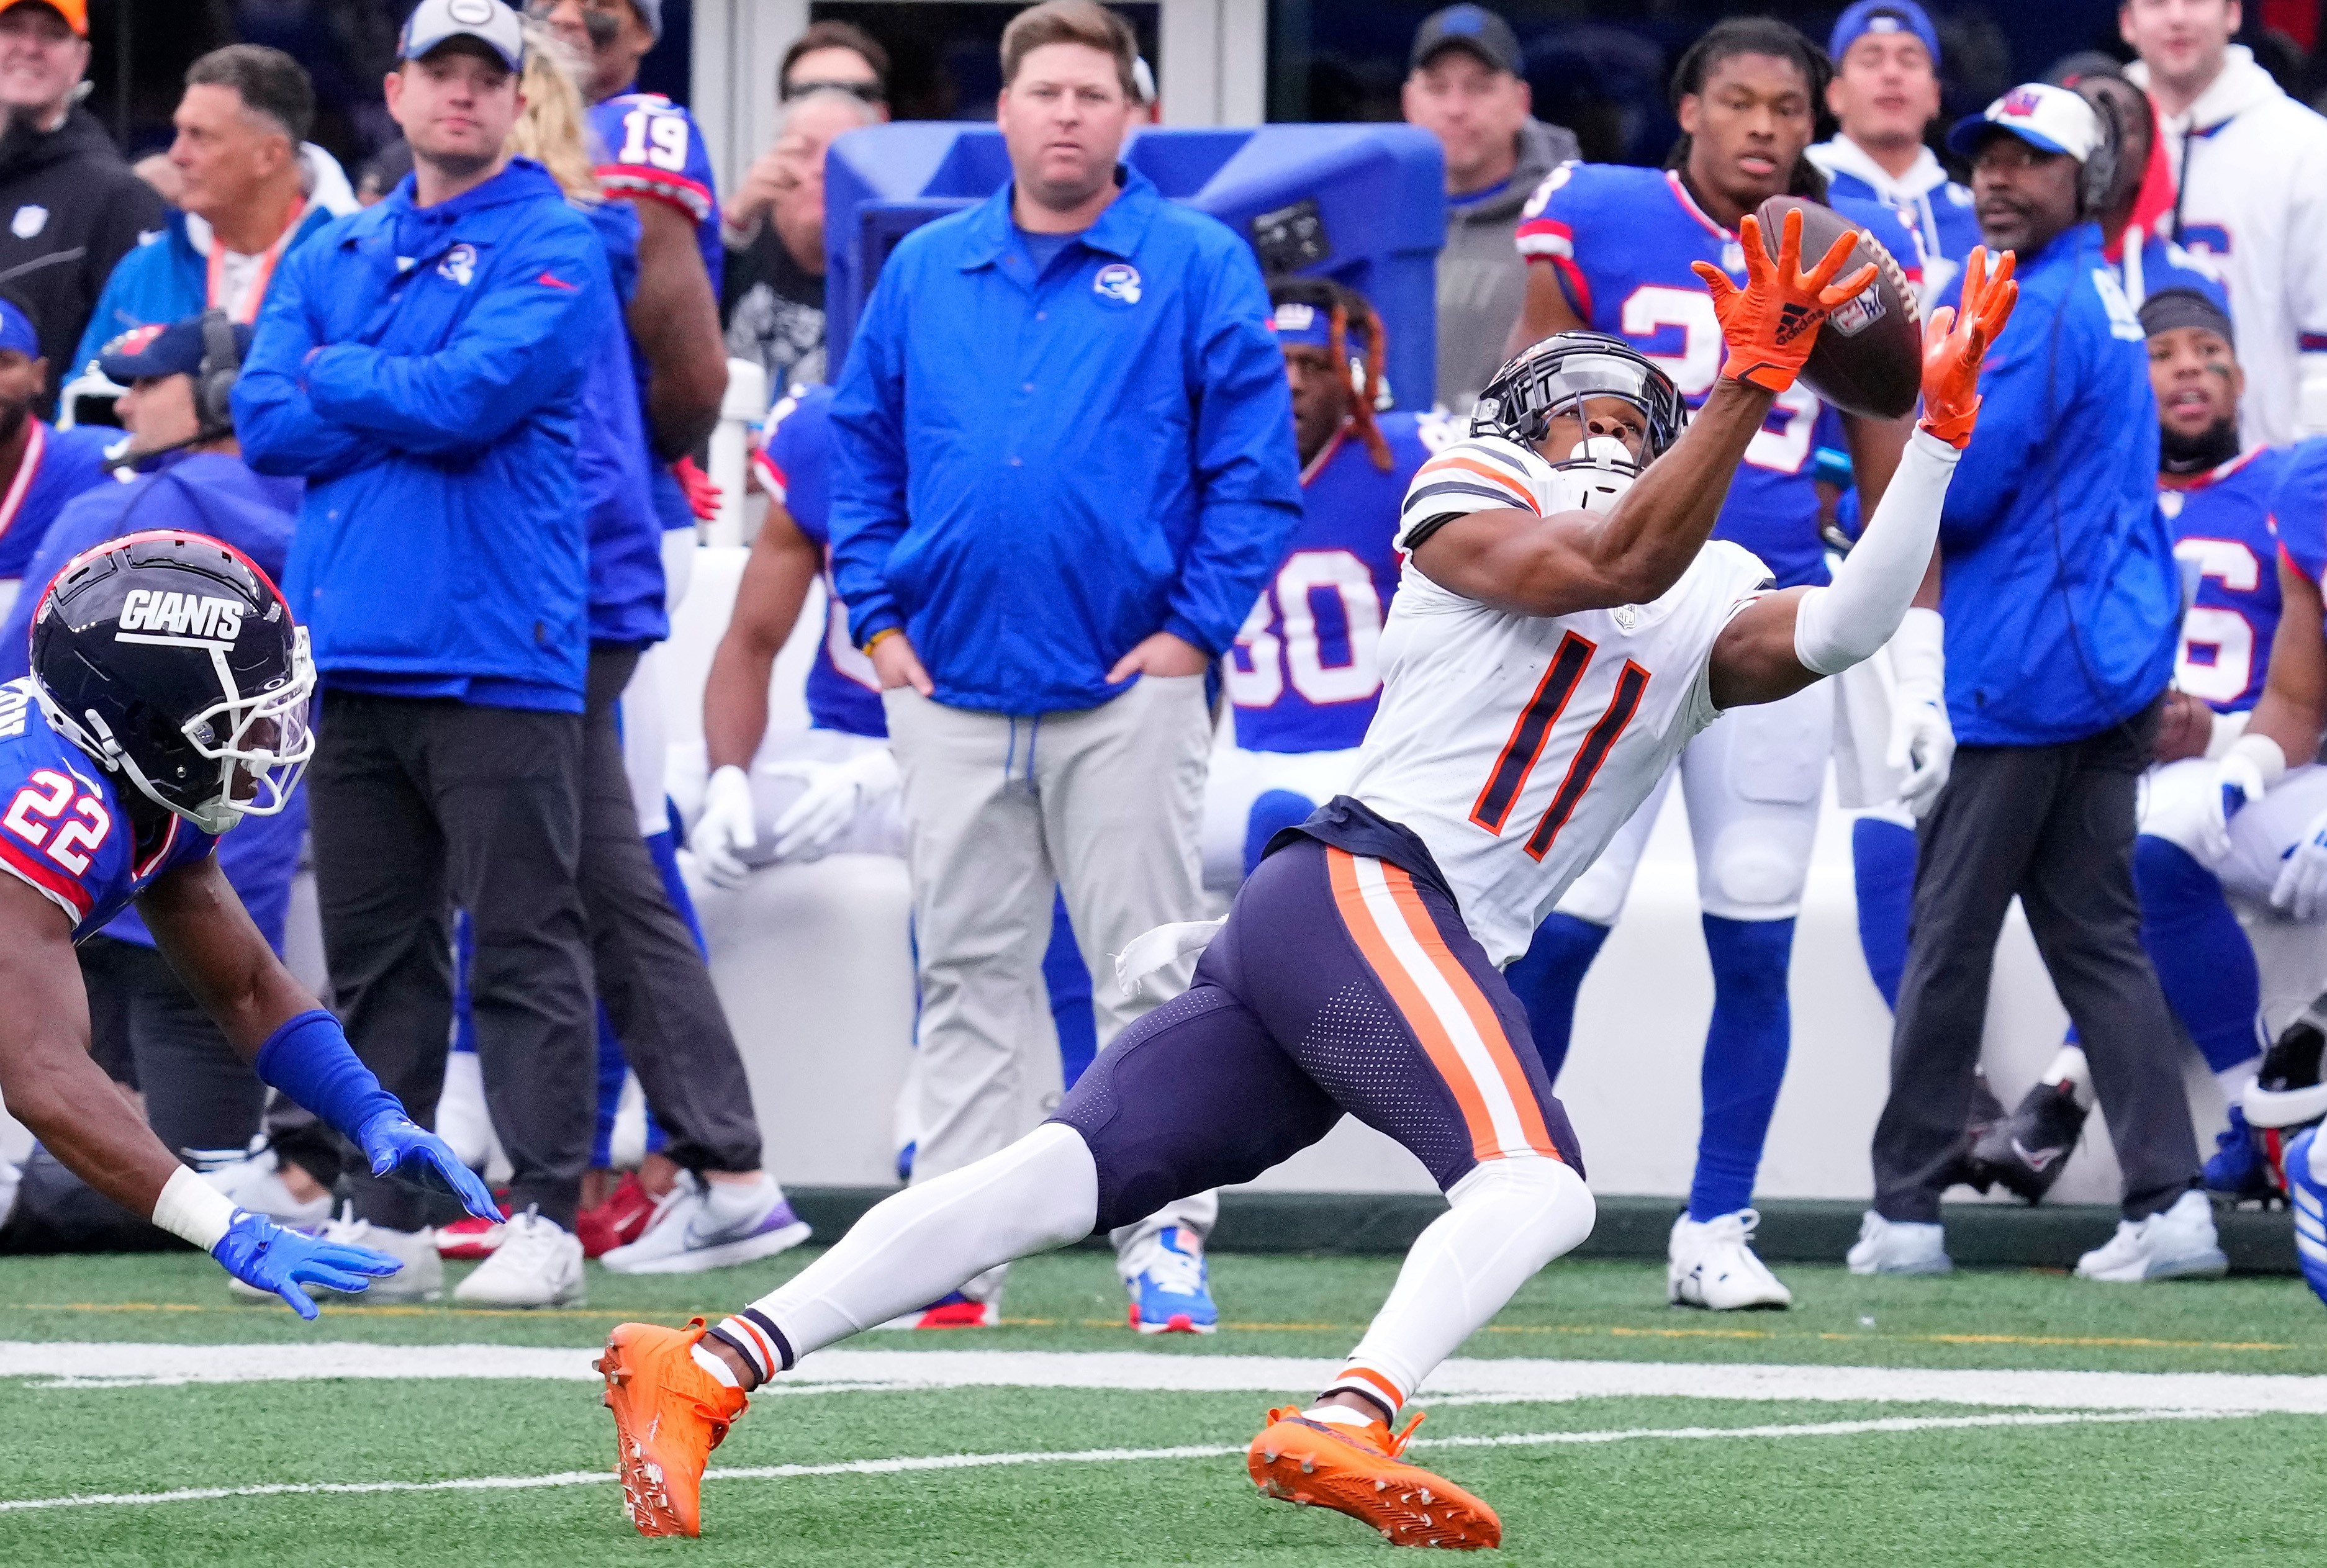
[2299,350,2327,440]
[1791,428,1960,677]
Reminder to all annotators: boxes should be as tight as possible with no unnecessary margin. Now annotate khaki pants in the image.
[885,676,1218,1266]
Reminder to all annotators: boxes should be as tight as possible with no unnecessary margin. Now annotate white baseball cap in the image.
[1946,82,2103,163]
[399,0,526,73]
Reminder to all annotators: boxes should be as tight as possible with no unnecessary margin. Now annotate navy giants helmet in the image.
[28,531,314,834]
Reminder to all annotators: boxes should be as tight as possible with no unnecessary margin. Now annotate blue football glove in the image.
[212,1210,402,1320]
[358,1112,501,1222]
[2290,1127,2327,1312]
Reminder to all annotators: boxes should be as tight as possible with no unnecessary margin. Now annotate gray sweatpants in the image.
[885,676,1218,1266]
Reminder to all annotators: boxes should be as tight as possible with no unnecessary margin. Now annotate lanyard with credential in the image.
[206,202,307,323]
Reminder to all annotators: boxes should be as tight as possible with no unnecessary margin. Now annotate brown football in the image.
[1754,194,1922,420]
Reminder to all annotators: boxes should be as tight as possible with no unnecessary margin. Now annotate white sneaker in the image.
[453,1206,585,1307]
[1845,1210,1952,1276]
[1668,1209,1793,1309]
[599,1173,811,1275]
[2074,1189,2229,1281]
[229,1205,442,1304]
[200,1147,331,1229]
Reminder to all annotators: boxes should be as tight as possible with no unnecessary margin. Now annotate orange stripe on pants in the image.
[1327,848,1559,1163]
[1375,870,1558,1158]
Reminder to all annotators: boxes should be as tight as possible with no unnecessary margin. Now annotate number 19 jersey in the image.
[1349,433,1773,967]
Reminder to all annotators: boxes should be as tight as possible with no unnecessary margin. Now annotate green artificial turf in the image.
[2,1248,2323,1566]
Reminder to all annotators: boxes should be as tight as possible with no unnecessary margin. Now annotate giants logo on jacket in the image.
[117,590,244,643]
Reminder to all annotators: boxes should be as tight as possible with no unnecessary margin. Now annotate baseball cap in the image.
[1409,5,1522,76]
[0,0,86,38]
[399,0,525,73]
[1947,83,2103,163]
[97,317,253,384]
[1828,1,1940,69]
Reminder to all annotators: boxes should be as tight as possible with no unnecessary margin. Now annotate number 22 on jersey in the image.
[4,768,111,874]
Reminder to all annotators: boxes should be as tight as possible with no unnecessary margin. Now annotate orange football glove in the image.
[1689,206,1879,395]
[1916,246,2020,449]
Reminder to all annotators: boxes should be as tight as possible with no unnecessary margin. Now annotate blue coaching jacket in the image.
[828,166,1301,714]
[70,204,341,372]
[1930,222,2179,747]
[233,160,613,713]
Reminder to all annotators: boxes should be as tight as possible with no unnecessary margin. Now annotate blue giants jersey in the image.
[589,91,722,294]
[2272,436,2327,589]
[756,384,885,739]
[0,422,118,580]
[2162,447,2286,714]
[1516,164,1923,589]
[0,679,215,939]
[1227,412,1448,752]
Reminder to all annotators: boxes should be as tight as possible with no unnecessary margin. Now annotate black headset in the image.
[2072,84,2126,221]
[195,307,242,436]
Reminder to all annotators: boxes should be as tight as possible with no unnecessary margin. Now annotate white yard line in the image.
[7,1342,2327,1416]
[0,1408,2251,1515]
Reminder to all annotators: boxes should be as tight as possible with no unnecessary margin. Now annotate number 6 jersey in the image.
[1348,433,1773,966]
[0,677,215,938]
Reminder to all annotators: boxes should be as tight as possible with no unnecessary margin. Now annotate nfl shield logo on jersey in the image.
[1093,263,1142,307]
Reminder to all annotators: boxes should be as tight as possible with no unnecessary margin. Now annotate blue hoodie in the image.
[71,203,343,372]
[0,451,306,953]
[1929,222,2179,746]
[233,160,614,713]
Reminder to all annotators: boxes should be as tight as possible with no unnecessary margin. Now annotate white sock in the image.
[2041,1045,2095,1110]
[2215,1060,2259,1109]
[1332,1156,1594,1408]
[1301,1404,1376,1430]
[744,1123,1098,1361]
[690,1343,739,1387]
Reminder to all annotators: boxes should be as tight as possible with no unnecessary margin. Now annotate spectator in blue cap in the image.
[0,288,113,623]
[1809,1,1978,301]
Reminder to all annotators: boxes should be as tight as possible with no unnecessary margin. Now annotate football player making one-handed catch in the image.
[597,211,2017,1551]
[0,533,500,1316]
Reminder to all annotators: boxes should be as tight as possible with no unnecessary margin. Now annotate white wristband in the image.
[2229,732,2289,793]
[152,1166,237,1251]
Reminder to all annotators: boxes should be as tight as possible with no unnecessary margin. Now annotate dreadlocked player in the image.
[592,212,2015,1550]
[1206,277,1452,890]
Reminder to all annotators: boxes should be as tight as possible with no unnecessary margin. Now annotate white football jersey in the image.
[1351,432,1773,966]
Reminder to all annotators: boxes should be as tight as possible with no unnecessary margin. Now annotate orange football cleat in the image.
[597,1318,748,1538]
[1246,1405,1501,1550]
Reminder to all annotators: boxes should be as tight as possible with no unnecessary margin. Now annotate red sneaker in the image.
[576,1171,659,1259]
[435,1201,511,1260]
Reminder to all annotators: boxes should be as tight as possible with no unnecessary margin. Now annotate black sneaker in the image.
[1943,1073,2008,1194]
[1969,1082,2087,1203]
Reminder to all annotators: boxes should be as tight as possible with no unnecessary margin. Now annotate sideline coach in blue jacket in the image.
[1856,86,2211,1280]
[235,0,613,1293]
[828,0,1298,1314]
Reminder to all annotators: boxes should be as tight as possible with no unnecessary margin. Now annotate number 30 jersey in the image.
[1515,164,1920,589]
[1350,433,1772,966]
[1227,412,1450,753]
[0,678,215,939]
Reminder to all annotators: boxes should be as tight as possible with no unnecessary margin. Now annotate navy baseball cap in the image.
[1829,1,1941,68]
[399,0,525,72]
[1410,6,1523,76]
[1947,83,2103,163]
[98,317,253,384]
